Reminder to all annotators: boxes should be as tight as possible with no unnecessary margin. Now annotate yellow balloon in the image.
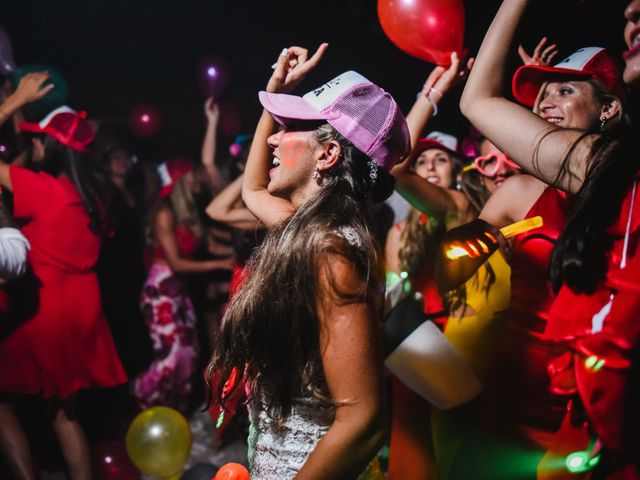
[126,406,192,479]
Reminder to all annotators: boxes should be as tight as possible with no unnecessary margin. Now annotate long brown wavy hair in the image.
[398,149,463,276]
[207,123,395,421]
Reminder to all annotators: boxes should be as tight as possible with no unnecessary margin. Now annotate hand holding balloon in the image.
[12,72,54,104]
[266,43,328,94]
[204,97,220,125]
[8,65,68,120]
[421,51,475,101]
[2,72,54,120]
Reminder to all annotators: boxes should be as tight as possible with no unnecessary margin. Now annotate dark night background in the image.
[1,0,628,164]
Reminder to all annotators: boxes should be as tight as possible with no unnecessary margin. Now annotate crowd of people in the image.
[1,0,640,478]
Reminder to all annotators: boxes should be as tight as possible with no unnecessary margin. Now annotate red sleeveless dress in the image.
[0,166,126,398]
[482,187,571,444]
[445,187,572,480]
[542,179,640,478]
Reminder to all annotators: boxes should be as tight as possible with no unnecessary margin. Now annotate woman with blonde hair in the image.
[133,157,231,413]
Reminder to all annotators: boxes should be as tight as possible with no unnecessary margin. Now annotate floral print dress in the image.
[133,225,199,413]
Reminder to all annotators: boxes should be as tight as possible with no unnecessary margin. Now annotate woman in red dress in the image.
[0,96,127,479]
[459,0,637,476]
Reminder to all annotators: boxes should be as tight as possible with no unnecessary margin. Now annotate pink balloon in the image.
[378,0,465,66]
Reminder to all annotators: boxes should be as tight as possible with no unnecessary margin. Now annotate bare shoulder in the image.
[480,174,547,227]
[154,205,175,228]
[449,188,471,213]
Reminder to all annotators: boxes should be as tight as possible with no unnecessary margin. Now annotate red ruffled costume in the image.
[541,180,640,479]
[0,166,127,398]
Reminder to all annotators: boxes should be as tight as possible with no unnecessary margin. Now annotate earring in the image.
[312,167,321,183]
[600,115,607,130]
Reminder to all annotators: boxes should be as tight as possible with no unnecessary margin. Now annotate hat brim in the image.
[18,121,91,152]
[512,64,591,107]
[414,139,457,158]
[258,91,326,125]
[19,121,45,133]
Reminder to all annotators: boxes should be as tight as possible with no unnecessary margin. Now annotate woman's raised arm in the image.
[242,44,328,228]
[459,0,594,193]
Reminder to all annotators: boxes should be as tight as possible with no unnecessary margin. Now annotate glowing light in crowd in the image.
[565,450,600,473]
[585,355,605,372]
[197,54,230,98]
[129,104,163,138]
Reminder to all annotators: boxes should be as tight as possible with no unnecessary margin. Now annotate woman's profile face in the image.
[535,80,602,130]
[413,148,454,188]
[266,127,317,199]
[624,0,640,87]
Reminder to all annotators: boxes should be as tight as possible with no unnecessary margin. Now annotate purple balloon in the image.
[0,26,16,76]
[196,54,230,99]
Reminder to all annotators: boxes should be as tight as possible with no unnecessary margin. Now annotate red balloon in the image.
[92,440,140,480]
[213,462,250,480]
[377,0,465,66]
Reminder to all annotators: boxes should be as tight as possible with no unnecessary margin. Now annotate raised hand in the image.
[266,43,329,94]
[422,51,475,100]
[12,72,54,105]
[204,97,220,124]
[517,37,559,66]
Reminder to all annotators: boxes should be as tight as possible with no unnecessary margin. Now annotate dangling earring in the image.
[600,115,607,130]
[312,167,321,184]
